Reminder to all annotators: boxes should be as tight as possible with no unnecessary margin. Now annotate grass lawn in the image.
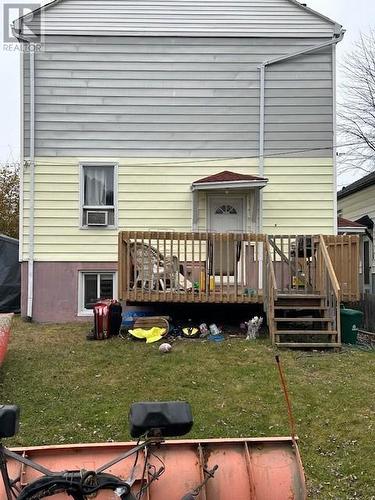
[0,317,374,499]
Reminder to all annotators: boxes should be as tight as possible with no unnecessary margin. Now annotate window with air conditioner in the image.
[81,165,116,227]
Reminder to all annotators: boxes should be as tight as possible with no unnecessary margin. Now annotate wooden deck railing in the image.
[268,235,317,294]
[266,234,360,301]
[118,231,266,304]
[118,231,360,305]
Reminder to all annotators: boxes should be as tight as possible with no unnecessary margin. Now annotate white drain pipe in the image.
[12,28,37,319]
[27,48,35,319]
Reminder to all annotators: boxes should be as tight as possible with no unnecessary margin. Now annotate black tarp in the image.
[0,235,20,313]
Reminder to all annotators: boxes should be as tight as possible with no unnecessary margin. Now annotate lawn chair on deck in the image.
[130,242,180,291]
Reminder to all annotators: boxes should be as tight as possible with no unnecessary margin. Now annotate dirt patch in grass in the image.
[0,317,374,499]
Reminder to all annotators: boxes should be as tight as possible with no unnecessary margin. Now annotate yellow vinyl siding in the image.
[263,157,334,234]
[22,157,334,261]
[338,185,375,222]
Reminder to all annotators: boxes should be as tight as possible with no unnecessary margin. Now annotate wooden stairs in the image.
[271,294,341,348]
[264,234,343,349]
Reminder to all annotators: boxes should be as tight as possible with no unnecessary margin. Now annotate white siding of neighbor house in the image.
[338,186,375,224]
[338,187,375,288]
[21,0,339,38]
[23,36,333,158]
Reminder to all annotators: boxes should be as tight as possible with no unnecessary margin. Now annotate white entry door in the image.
[209,197,245,233]
[208,197,245,278]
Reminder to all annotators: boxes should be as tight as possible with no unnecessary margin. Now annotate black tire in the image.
[17,476,84,500]
[17,472,135,500]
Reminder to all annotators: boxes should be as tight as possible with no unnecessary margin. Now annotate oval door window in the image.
[215,204,238,215]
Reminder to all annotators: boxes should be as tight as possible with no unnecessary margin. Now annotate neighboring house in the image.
[0,235,21,313]
[15,0,345,323]
[338,172,375,294]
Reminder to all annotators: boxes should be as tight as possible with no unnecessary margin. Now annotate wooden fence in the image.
[324,235,360,302]
[357,294,375,332]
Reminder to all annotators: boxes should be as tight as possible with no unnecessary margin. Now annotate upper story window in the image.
[81,165,116,228]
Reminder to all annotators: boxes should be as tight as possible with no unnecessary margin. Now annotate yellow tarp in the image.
[129,327,166,343]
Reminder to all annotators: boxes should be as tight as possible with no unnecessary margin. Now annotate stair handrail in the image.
[318,235,341,345]
[266,239,278,295]
[264,238,278,344]
[318,235,340,299]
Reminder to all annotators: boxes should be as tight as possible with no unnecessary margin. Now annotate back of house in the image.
[16,0,344,322]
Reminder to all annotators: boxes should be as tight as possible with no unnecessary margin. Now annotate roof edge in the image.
[286,0,342,31]
[14,0,343,37]
[338,171,375,200]
[13,0,60,30]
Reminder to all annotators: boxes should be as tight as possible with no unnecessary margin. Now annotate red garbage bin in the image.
[92,299,122,340]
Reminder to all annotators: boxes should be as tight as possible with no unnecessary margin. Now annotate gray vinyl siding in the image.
[23,0,338,38]
[24,36,333,158]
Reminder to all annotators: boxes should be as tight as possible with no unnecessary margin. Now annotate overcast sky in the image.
[0,0,373,186]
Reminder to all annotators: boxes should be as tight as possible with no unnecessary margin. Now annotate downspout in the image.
[332,42,338,234]
[27,48,35,319]
[13,23,36,320]
[258,64,265,233]
[27,44,35,320]
[19,50,24,262]
[258,30,345,230]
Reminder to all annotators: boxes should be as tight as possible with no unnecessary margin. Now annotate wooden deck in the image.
[124,288,263,304]
[118,231,265,304]
[118,231,360,347]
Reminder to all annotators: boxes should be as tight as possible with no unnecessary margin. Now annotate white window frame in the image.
[79,162,118,229]
[78,271,118,316]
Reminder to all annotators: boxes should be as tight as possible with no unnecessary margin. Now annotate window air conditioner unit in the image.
[87,210,108,226]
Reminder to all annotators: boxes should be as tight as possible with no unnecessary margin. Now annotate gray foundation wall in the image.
[21,261,117,323]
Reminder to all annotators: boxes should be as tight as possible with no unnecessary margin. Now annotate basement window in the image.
[80,164,117,228]
[78,271,117,315]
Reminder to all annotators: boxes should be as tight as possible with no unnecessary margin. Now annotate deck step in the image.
[275,317,334,323]
[276,343,341,348]
[275,298,323,307]
[276,330,337,335]
[277,293,325,299]
[274,306,328,311]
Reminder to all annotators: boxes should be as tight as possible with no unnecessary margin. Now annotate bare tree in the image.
[0,163,20,239]
[339,29,375,174]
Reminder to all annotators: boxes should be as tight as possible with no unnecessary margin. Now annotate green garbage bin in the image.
[340,308,364,344]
